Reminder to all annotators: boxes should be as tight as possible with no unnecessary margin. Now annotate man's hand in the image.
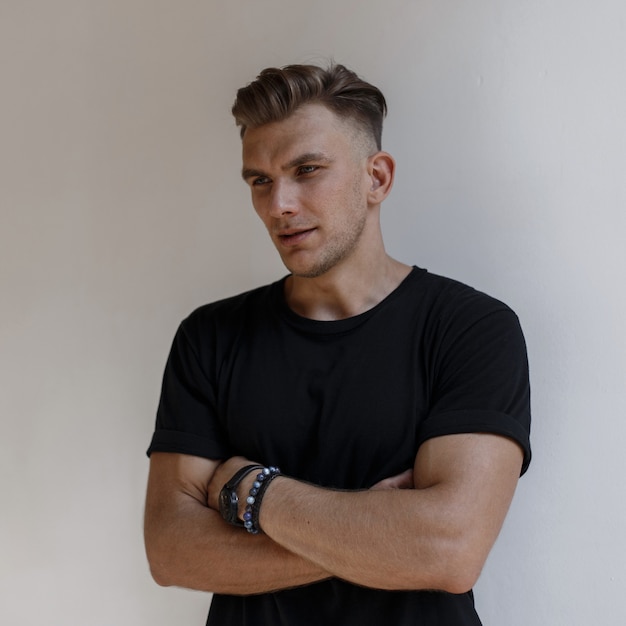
[370,468,414,490]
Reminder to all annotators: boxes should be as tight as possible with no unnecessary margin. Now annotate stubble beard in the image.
[283,205,368,279]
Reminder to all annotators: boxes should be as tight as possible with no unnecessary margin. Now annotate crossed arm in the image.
[144,433,523,595]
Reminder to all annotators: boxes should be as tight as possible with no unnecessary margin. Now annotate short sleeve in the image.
[146,319,233,460]
[416,303,532,475]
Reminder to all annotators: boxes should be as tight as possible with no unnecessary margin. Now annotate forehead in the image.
[241,104,358,167]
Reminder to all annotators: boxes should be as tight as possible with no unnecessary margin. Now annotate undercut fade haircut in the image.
[232,63,387,150]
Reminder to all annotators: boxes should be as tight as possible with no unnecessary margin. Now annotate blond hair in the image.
[232,63,387,149]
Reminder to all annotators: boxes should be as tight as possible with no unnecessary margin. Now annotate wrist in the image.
[241,466,281,534]
[236,472,258,520]
[218,463,264,526]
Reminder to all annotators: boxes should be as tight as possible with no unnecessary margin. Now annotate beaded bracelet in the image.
[243,466,281,534]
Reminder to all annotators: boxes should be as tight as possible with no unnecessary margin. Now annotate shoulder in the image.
[155,281,282,394]
[180,280,282,335]
[409,268,520,331]
[420,269,512,311]
[165,280,284,370]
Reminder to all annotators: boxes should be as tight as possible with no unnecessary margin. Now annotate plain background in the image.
[2,1,625,624]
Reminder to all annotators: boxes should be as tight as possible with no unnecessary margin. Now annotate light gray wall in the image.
[2,2,625,624]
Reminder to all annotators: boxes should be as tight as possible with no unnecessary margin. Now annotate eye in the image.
[297,165,318,176]
[251,176,271,186]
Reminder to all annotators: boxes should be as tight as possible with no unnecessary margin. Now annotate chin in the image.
[280,246,349,279]
[289,265,335,279]
[280,257,319,279]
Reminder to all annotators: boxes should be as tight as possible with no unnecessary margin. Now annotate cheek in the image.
[316,177,355,210]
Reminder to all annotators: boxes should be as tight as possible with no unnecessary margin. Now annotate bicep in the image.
[413,433,524,561]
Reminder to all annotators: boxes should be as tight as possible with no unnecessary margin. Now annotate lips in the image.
[276,227,316,247]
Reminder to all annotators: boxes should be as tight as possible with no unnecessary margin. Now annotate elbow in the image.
[424,563,482,596]
[430,539,487,595]
[148,560,174,588]
[436,567,481,595]
[402,528,486,594]
[382,542,484,594]
[145,534,177,588]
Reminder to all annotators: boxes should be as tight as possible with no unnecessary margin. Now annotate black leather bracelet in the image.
[218,464,264,527]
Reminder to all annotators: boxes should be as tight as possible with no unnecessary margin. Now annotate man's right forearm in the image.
[145,492,330,595]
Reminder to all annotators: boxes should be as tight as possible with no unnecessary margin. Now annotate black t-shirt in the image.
[148,267,531,625]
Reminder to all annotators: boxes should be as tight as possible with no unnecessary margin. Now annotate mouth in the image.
[276,227,316,247]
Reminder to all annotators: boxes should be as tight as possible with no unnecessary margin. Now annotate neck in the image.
[284,255,412,321]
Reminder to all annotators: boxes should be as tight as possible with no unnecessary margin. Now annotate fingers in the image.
[370,468,414,490]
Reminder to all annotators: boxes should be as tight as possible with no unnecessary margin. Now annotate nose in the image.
[267,180,298,218]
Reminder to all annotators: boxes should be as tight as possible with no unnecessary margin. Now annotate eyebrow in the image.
[241,152,333,181]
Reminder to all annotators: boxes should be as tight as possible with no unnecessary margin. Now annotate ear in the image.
[366,151,395,205]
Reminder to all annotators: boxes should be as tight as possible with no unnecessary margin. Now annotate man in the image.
[144,63,531,625]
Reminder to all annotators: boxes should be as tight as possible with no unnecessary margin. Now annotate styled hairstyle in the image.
[232,63,387,149]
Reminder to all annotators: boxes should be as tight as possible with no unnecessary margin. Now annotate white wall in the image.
[2,2,625,624]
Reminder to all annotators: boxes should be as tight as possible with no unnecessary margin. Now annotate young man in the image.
[144,63,531,625]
